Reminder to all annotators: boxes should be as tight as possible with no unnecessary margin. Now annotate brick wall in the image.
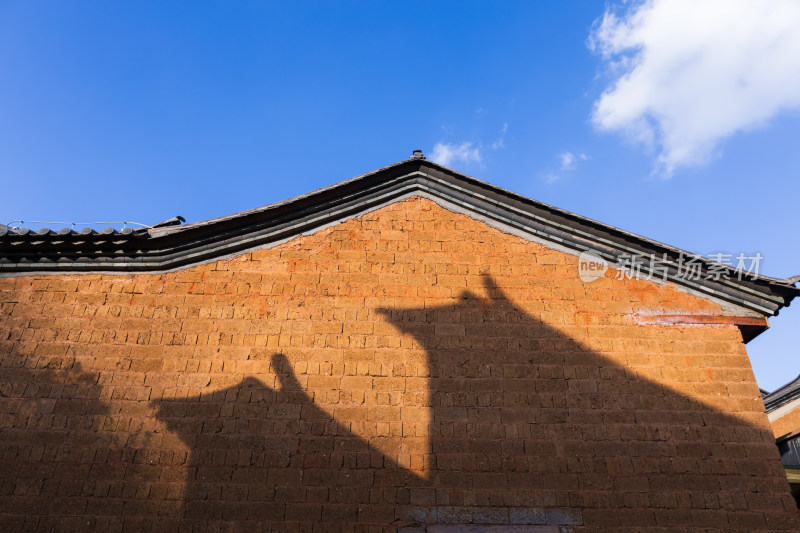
[770,405,800,439]
[0,197,796,531]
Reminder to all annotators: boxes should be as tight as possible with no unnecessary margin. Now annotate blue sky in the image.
[2,1,799,391]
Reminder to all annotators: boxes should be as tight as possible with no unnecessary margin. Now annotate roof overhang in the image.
[1,157,798,325]
[765,375,800,413]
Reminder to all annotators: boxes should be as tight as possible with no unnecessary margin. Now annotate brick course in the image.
[769,405,800,439]
[0,197,796,531]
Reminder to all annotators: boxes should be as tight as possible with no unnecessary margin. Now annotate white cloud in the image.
[559,151,588,171]
[543,151,589,183]
[589,0,800,177]
[432,124,508,167]
[430,142,482,166]
[490,123,509,150]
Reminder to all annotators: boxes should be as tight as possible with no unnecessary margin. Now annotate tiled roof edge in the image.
[764,375,800,412]
[1,157,798,317]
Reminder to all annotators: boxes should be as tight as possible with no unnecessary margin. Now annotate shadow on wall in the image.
[0,275,797,531]
[0,360,184,530]
[154,354,417,526]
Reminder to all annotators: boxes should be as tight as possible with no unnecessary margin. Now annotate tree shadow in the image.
[0,359,183,531]
[1,360,107,530]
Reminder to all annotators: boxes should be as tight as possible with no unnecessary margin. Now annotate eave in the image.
[1,157,798,323]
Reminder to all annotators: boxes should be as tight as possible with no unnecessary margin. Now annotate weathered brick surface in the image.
[769,405,800,439]
[0,197,796,531]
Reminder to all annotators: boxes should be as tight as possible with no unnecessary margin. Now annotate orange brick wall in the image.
[0,197,796,531]
[770,405,800,439]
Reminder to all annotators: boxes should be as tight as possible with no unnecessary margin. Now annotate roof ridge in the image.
[154,158,418,237]
[1,154,797,325]
[764,374,800,411]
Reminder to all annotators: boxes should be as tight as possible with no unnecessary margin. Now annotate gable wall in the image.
[769,398,800,439]
[0,197,795,531]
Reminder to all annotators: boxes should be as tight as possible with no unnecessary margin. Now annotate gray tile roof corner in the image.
[764,375,800,413]
[1,153,799,325]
